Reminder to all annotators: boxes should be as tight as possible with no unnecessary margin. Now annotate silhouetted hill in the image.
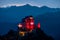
[35,11,60,40]
[0,29,54,40]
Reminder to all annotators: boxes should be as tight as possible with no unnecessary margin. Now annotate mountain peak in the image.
[40,6,50,8]
[23,4,31,7]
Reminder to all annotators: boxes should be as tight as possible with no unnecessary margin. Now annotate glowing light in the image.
[19,31,25,36]
[37,23,40,29]
[18,24,22,28]
[30,17,33,19]
[30,22,34,25]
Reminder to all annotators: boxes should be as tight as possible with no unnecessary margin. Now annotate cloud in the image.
[0,4,25,8]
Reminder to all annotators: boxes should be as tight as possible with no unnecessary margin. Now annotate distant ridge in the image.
[0,4,60,23]
[0,4,59,8]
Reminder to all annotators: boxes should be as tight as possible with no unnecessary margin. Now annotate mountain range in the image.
[0,4,60,40]
[0,4,60,23]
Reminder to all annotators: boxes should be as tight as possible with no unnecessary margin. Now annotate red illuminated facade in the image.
[18,16,41,36]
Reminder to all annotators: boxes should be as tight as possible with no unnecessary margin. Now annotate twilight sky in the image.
[0,0,60,8]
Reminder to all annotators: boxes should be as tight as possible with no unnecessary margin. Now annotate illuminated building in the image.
[18,16,40,36]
